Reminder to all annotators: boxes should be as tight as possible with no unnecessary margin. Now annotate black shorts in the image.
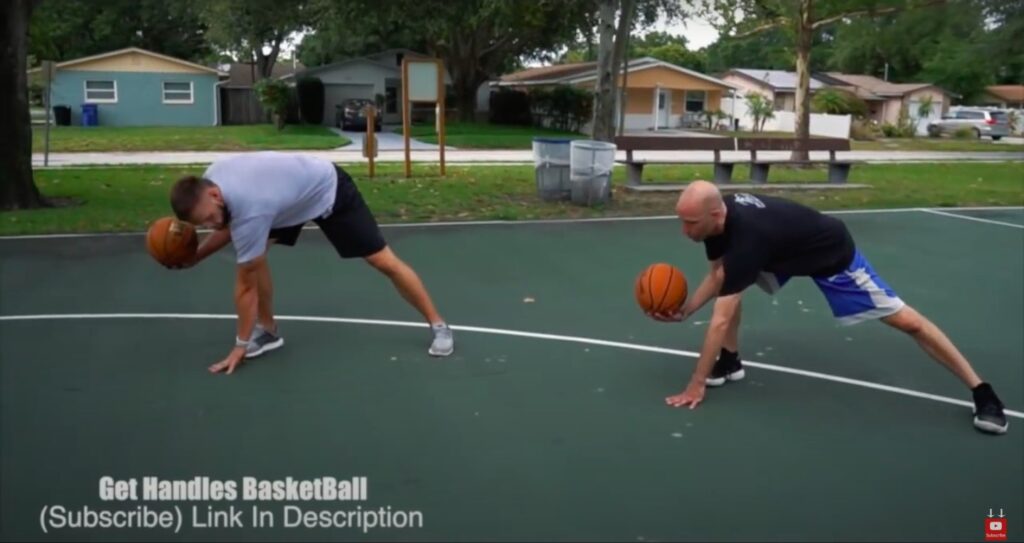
[267,167,387,258]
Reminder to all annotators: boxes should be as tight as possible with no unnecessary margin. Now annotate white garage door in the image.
[323,84,375,126]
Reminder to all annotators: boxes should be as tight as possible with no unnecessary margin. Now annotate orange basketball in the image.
[146,216,197,267]
[635,263,688,314]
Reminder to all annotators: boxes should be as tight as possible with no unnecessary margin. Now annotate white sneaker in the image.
[429,323,454,357]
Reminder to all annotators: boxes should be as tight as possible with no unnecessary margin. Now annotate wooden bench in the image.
[613,136,738,185]
[736,137,856,183]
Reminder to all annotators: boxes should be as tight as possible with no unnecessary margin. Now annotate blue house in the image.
[33,47,227,127]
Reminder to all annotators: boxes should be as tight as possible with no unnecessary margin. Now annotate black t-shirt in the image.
[703,193,856,295]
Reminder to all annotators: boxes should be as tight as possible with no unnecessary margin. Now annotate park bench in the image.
[736,137,857,183]
[613,136,738,185]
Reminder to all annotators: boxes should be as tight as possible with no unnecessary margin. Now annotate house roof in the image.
[724,69,826,91]
[288,50,436,80]
[821,72,955,98]
[496,57,736,90]
[223,61,304,87]
[283,57,398,80]
[984,85,1024,103]
[28,47,227,76]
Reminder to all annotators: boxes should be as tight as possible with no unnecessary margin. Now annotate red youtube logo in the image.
[985,510,1007,541]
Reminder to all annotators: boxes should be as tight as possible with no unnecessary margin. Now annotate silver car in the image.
[927,108,1010,140]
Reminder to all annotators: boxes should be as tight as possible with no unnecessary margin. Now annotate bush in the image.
[489,88,532,125]
[254,79,292,130]
[812,88,868,118]
[296,77,325,124]
[528,85,592,132]
[851,119,881,140]
[954,126,977,139]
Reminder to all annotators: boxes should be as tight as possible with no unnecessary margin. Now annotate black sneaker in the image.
[972,383,1008,435]
[706,349,745,387]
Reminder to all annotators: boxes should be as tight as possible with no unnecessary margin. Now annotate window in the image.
[685,90,706,112]
[84,80,117,103]
[162,81,193,104]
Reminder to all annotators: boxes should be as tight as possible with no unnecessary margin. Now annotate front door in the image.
[657,89,670,129]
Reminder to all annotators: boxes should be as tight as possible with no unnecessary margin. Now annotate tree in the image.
[201,0,311,80]
[701,0,946,160]
[589,0,683,141]
[306,0,594,123]
[28,0,210,63]
[2,0,46,210]
[826,0,997,101]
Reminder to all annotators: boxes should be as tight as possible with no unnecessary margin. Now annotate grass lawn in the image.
[2,162,1021,236]
[31,124,349,153]
[394,121,585,149]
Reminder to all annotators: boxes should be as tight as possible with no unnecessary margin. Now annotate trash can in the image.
[532,138,572,201]
[569,140,616,206]
[81,103,98,127]
[53,105,71,126]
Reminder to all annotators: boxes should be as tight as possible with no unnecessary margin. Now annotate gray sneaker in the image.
[429,323,454,357]
[246,324,284,359]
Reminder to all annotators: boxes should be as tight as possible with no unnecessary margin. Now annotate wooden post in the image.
[438,61,445,176]
[366,105,376,178]
[402,59,411,178]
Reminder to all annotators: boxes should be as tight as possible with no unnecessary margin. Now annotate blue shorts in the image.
[755,250,905,325]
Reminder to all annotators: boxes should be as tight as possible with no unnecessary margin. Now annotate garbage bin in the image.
[569,140,616,206]
[81,103,98,127]
[53,105,71,126]
[532,138,572,201]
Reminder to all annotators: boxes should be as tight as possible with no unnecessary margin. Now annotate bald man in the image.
[650,181,1008,435]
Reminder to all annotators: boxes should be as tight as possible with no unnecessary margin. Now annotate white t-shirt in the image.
[202,152,338,263]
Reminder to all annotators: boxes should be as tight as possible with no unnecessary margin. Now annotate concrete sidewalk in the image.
[32,149,1024,167]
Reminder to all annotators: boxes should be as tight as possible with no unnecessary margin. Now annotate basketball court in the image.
[1,206,1022,541]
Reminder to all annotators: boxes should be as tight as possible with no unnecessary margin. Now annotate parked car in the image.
[336,99,382,132]
[926,108,1010,140]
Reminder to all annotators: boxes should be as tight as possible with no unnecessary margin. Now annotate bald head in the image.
[676,180,724,216]
[676,180,727,242]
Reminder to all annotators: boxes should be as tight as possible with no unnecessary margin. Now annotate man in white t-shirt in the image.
[168,151,453,374]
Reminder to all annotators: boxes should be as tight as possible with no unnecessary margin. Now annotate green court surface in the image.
[1,206,1022,542]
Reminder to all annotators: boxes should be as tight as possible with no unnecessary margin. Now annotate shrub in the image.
[254,79,292,130]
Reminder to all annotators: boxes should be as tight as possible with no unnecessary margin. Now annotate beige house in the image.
[814,73,956,125]
[977,85,1024,109]
[719,69,827,112]
[495,57,737,131]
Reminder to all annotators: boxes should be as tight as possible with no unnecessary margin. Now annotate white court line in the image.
[2,206,1023,241]
[1,312,1020,419]
[917,208,1024,229]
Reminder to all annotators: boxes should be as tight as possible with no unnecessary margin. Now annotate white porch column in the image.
[652,86,659,130]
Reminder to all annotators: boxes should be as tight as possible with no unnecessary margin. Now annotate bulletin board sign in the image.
[401,57,446,177]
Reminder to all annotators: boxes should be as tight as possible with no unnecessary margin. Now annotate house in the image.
[813,73,956,125]
[218,60,304,125]
[282,49,452,126]
[30,47,227,127]
[718,69,827,112]
[976,85,1024,109]
[494,57,738,131]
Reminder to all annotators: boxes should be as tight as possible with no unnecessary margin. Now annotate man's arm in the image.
[680,259,723,319]
[665,293,742,408]
[650,259,723,322]
[197,229,232,261]
[209,256,265,374]
[170,229,231,269]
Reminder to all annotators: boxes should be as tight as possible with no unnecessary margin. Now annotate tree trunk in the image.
[1,0,47,211]
[791,0,813,161]
[590,0,617,141]
[449,58,485,123]
[617,29,630,136]
[611,0,634,137]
